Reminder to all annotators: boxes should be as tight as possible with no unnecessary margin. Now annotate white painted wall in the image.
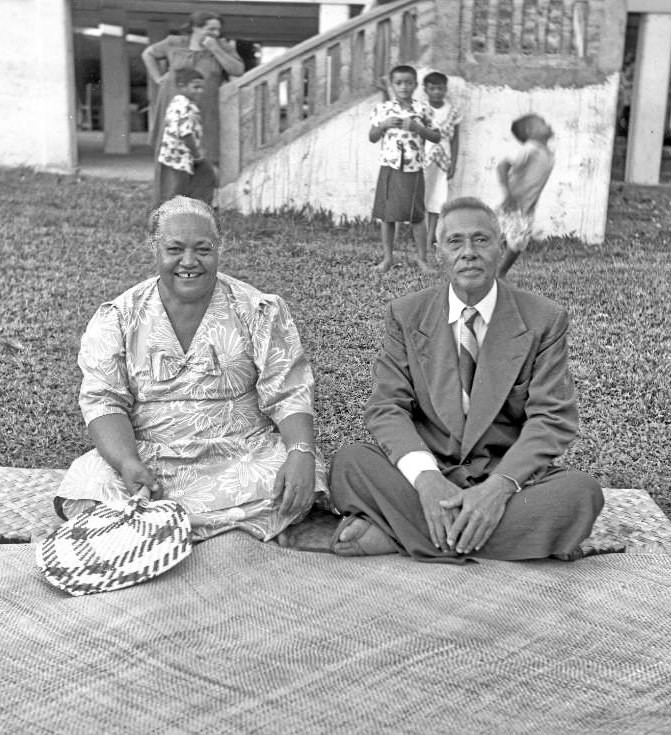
[221,74,619,243]
[1,0,76,172]
[456,75,620,243]
[221,96,381,219]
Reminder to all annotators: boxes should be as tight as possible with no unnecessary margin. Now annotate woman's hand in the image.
[217,38,237,52]
[275,451,316,518]
[120,457,162,501]
[200,35,219,51]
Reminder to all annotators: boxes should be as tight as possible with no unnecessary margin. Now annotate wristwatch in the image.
[287,442,316,459]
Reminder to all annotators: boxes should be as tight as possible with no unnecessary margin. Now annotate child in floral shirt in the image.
[157,67,216,206]
[369,65,441,273]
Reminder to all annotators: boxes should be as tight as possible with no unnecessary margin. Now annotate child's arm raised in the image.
[369,117,403,143]
[403,117,441,143]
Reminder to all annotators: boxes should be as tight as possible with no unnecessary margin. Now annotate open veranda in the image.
[0,167,669,518]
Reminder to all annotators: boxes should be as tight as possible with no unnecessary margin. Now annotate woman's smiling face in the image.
[156,212,219,304]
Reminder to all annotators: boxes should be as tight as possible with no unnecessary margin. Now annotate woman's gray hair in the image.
[148,196,221,252]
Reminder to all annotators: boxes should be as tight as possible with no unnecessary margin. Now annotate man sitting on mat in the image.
[328,197,603,562]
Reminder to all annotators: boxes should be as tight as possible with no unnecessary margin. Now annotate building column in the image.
[624,13,671,185]
[101,9,130,154]
[39,0,77,171]
[319,4,350,33]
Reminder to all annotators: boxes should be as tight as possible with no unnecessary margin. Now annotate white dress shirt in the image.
[396,282,498,487]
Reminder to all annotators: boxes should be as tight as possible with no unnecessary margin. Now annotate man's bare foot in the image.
[338,517,370,542]
[374,259,395,273]
[332,516,398,556]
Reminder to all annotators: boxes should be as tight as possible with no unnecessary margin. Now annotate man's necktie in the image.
[459,306,479,415]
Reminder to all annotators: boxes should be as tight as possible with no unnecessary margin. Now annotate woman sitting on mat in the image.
[55,196,330,541]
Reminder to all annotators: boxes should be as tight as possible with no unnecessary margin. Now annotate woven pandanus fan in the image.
[36,493,192,596]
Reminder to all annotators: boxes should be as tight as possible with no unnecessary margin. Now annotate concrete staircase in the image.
[215,0,627,243]
[217,0,437,208]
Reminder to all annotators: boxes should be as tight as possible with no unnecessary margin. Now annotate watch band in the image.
[286,442,317,459]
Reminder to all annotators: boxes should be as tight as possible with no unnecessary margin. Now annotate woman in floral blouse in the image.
[55,197,329,542]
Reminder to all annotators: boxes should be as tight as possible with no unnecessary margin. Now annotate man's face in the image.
[436,207,502,305]
[390,72,417,101]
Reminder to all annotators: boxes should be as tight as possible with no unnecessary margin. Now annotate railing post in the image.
[219,81,241,186]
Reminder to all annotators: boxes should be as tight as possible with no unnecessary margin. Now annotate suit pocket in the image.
[503,380,530,421]
[509,379,530,396]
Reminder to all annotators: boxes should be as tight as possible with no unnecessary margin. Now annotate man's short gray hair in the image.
[147,196,221,252]
[436,197,501,243]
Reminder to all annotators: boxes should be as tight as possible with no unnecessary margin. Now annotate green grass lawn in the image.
[1,168,669,515]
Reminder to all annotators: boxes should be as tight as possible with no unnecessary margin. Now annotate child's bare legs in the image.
[426,211,439,256]
[375,222,396,272]
[411,220,432,272]
[497,246,520,279]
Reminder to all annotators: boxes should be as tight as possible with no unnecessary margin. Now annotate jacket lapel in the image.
[409,285,465,441]
[461,281,533,460]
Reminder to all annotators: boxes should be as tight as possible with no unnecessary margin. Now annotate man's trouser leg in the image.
[330,443,603,562]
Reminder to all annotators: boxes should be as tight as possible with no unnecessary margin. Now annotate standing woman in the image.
[142,12,244,202]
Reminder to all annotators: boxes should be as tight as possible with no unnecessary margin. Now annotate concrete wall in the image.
[220,74,619,243]
[1,0,76,172]
[456,76,620,243]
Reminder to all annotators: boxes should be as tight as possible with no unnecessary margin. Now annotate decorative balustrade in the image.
[219,0,621,185]
[466,0,593,60]
[219,0,436,185]
[458,0,618,85]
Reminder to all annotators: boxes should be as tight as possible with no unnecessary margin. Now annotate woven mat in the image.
[0,467,65,542]
[2,466,671,554]
[1,532,670,734]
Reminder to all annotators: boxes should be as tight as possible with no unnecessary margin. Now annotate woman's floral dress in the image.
[56,274,330,542]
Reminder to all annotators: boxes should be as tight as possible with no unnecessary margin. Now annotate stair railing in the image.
[219,0,437,185]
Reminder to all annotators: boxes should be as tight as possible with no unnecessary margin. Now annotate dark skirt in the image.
[372,166,425,223]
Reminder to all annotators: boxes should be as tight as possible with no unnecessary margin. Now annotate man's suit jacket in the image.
[365,280,578,486]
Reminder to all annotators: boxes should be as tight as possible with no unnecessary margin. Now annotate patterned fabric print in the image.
[158,94,203,174]
[370,99,436,172]
[497,208,534,253]
[424,102,461,173]
[57,274,330,542]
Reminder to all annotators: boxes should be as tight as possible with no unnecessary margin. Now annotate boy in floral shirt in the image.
[157,67,216,206]
[369,65,440,273]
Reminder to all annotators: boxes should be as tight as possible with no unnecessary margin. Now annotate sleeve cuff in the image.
[397,451,439,488]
